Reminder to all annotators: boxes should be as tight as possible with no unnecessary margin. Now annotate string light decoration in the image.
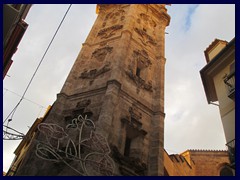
[35,115,115,176]
[3,125,25,140]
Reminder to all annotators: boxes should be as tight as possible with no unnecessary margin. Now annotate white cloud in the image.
[164,4,234,154]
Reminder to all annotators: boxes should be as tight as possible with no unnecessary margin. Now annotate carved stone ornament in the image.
[138,13,156,28]
[80,62,111,80]
[129,106,142,121]
[104,7,126,22]
[125,71,152,92]
[125,50,153,92]
[36,115,115,176]
[98,25,123,39]
[133,50,152,68]
[134,28,157,46]
[91,46,113,62]
[125,68,153,92]
[76,99,91,109]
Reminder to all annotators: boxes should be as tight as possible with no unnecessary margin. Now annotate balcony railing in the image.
[226,139,235,169]
[224,71,235,100]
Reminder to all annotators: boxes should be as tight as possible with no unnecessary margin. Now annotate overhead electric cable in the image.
[3,88,46,108]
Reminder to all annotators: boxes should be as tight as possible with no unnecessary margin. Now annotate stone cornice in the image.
[119,88,165,117]
[67,86,107,101]
[60,80,165,117]
[97,4,170,26]
[148,4,171,26]
[107,79,122,89]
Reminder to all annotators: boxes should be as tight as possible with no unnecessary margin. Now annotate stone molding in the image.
[76,99,91,109]
[91,46,113,62]
[134,27,157,47]
[80,62,111,80]
[107,79,122,89]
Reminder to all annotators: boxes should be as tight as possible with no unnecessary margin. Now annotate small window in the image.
[220,166,233,176]
[124,137,132,157]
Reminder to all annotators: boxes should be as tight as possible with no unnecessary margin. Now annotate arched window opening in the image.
[220,166,234,176]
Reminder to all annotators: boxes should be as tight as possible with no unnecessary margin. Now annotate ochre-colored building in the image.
[6,106,51,176]
[164,149,234,176]
[6,117,44,176]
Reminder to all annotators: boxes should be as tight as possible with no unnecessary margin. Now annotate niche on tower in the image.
[126,49,153,93]
[121,105,147,158]
[110,104,148,175]
[64,99,93,125]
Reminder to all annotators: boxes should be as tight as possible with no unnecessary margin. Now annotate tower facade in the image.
[14,4,170,176]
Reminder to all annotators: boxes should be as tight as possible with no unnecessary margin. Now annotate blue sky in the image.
[3,4,235,172]
[184,4,199,31]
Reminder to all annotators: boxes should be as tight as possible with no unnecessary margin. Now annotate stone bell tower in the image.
[14,4,170,176]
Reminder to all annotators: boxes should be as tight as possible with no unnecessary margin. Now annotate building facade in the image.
[164,149,234,176]
[13,4,170,176]
[6,106,51,176]
[200,38,235,169]
[6,117,44,176]
[3,4,32,79]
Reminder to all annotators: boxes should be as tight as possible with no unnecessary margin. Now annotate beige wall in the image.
[208,43,227,61]
[221,110,235,142]
[213,59,235,143]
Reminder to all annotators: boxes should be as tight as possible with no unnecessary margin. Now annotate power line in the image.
[3,4,72,125]
[3,125,25,140]
[3,88,8,96]
[3,88,46,108]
